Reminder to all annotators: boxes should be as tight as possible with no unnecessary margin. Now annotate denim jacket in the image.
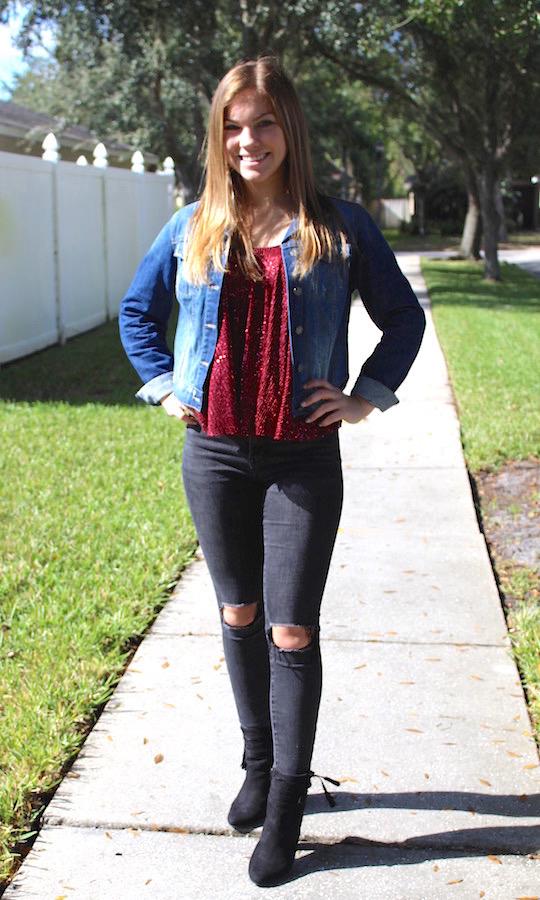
[119,196,425,416]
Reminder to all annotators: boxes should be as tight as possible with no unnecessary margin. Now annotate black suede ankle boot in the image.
[227,725,273,833]
[248,769,310,886]
[248,768,339,887]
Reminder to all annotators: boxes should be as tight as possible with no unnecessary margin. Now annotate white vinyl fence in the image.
[379,197,413,228]
[0,145,175,364]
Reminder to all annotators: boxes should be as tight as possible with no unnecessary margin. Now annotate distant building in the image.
[512,177,540,231]
[0,100,159,169]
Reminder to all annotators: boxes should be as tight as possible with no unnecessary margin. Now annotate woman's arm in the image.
[119,213,180,405]
[349,208,426,410]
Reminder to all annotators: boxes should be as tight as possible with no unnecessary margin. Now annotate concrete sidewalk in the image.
[4,255,539,899]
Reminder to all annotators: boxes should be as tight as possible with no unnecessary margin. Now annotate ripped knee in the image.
[221,601,259,628]
[271,624,316,650]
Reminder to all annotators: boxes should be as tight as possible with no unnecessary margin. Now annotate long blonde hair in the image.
[183,56,350,284]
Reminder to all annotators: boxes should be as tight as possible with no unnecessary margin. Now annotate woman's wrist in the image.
[348,394,376,419]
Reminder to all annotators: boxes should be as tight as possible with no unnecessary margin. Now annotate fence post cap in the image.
[131,150,145,173]
[93,142,108,168]
[76,155,88,166]
[42,131,60,162]
[161,156,175,175]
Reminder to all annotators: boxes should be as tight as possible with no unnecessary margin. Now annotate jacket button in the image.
[292,286,302,295]
[297,363,304,373]
[295,325,303,335]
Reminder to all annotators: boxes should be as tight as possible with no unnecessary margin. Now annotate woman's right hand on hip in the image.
[160,392,199,425]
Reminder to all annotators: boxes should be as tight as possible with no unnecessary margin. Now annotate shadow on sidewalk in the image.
[305,788,539,820]
[291,829,540,884]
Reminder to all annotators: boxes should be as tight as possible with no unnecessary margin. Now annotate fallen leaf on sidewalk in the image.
[162,661,170,668]
[154,753,164,764]
[405,728,424,733]
[487,855,502,864]
[479,778,492,786]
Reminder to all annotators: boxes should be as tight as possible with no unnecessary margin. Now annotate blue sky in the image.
[0,5,55,99]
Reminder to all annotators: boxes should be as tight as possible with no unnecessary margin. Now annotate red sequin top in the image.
[193,245,341,440]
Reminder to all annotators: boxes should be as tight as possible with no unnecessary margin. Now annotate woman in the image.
[119,56,425,887]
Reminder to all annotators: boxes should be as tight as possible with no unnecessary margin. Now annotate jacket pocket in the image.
[173,239,196,306]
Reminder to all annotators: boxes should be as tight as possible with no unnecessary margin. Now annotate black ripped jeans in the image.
[181,425,343,776]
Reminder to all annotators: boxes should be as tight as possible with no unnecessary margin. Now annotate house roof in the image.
[0,100,159,164]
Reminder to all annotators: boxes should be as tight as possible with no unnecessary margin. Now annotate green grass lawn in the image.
[0,320,197,885]
[383,228,461,252]
[422,259,540,472]
[422,257,540,737]
[384,228,540,253]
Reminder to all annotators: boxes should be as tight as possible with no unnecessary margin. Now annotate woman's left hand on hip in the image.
[301,379,376,426]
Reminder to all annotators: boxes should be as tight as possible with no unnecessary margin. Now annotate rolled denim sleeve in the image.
[350,209,426,410]
[119,212,179,404]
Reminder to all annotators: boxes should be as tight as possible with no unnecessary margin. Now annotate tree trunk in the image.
[460,189,482,258]
[415,191,425,236]
[478,166,501,281]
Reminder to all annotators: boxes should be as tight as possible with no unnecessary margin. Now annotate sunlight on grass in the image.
[0,320,196,883]
[422,259,540,472]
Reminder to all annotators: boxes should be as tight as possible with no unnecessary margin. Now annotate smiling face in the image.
[223,88,288,194]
